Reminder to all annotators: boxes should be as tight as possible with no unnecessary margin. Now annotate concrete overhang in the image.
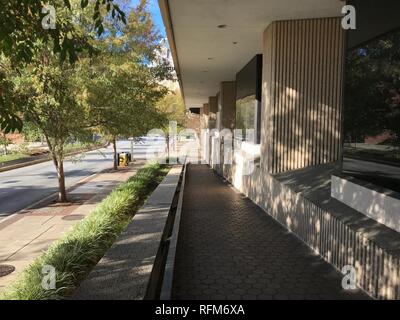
[159,0,344,109]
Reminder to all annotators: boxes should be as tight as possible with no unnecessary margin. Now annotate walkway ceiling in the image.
[159,0,344,108]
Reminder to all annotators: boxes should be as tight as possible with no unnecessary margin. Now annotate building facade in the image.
[160,0,400,299]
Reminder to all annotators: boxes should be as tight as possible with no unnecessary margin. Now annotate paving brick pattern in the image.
[172,165,369,300]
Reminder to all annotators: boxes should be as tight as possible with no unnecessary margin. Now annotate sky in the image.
[129,0,166,37]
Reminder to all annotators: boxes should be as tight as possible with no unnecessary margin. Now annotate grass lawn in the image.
[1,162,170,300]
[0,153,28,163]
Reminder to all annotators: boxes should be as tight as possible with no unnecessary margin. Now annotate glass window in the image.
[343,28,400,193]
[235,55,262,144]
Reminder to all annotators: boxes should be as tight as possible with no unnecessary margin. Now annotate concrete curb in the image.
[160,163,187,300]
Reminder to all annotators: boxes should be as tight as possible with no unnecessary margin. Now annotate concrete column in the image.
[219,81,236,131]
[216,81,236,177]
[200,103,209,163]
[261,17,345,174]
[208,96,218,130]
[208,96,218,114]
[202,103,209,115]
[216,92,221,131]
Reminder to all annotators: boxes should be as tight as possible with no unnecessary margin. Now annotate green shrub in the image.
[1,162,169,300]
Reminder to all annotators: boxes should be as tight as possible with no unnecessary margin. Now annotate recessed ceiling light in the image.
[217,24,227,29]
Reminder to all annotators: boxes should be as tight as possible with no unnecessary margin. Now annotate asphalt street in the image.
[0,138,165,219]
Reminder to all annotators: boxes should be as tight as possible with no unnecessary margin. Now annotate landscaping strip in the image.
[0,162,169,300]
[71,165,184,300]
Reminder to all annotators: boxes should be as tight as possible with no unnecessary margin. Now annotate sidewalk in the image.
[0,161,144,292]
[172,165,370,300]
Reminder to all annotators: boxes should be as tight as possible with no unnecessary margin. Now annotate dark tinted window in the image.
[343,28,400,193]
[235,55,262,143]
[189,108,200,114]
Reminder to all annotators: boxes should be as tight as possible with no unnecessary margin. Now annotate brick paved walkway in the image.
[172,165,369,300]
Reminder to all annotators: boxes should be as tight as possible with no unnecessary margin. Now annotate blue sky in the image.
[129,0,166,37]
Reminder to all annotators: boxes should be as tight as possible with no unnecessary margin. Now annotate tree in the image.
[157,89,186,127]
[0,61,23,133]
[0,0,126,64]
[3,0,172,202]
[84,1,172,168]
[156,89,186,162]
[12,48,94,202]
[22,121,43,143]
[85,57,168,169]
[0,0,126,133]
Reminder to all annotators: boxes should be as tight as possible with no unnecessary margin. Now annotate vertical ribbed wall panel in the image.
[267,178,400,300]
[263,18,344,173]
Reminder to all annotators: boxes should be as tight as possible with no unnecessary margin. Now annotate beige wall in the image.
[262,18,344,174]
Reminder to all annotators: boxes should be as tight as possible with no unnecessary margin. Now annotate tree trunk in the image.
[46,134,67,203]
[51,152,67,203]
[113,136,118,170]
[56,159,67,203]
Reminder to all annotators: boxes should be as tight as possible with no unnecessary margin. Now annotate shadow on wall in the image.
[264,18,344,174]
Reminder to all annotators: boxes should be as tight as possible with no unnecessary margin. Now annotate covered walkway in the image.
[172,165,369,300]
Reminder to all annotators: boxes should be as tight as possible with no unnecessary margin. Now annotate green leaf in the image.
[81,0,89,8]
[93,11,100,20]
[97,24,104,36]
[63,0,71,10]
